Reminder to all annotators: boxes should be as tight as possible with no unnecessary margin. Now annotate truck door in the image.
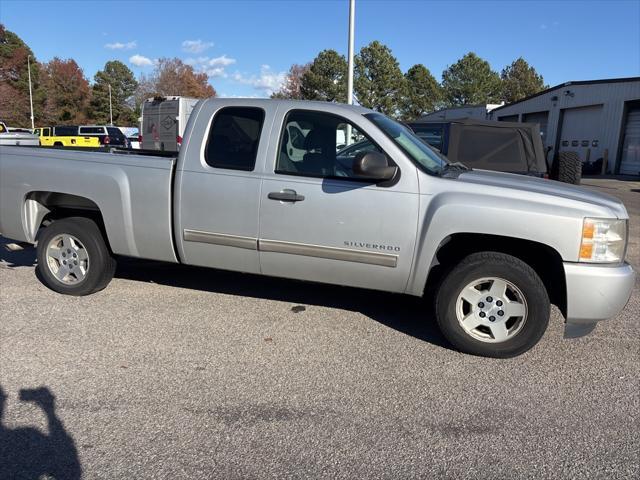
[258,108,419,293]
[175,103,273,274]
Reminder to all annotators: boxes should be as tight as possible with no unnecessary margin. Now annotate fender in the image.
[405,189,587,296]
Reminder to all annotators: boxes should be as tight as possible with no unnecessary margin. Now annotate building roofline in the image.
[491,76,640,112]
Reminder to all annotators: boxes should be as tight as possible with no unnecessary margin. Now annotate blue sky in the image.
[1,0,639,97]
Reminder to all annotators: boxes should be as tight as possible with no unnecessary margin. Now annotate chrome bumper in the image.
[563,262,636,338]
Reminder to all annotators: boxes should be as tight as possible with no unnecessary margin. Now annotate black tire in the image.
[36,217,116,296]
[435,252,550,358]
[557,151,582,185]
[53,141,63,147]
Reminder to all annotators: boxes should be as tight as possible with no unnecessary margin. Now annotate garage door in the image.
[620,108,640,176]
[559,105,604,164]
[523,111,549,146]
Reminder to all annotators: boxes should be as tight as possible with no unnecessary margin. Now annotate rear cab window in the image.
[204,107,265,171]
[79,127,105,135]
[54,126,79,136]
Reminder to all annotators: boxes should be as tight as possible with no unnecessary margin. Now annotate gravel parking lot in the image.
[1,177,638,479]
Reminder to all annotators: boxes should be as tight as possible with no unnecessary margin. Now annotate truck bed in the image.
[0,145,179,263]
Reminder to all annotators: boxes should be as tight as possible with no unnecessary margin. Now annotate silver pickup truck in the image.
[0,99,635,357]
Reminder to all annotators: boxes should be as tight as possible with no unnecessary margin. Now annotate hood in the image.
[456,169,628,219]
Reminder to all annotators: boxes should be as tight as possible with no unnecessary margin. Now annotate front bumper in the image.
[563,262,636,338]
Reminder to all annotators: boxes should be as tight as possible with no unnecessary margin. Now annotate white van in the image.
[140,96,201,151]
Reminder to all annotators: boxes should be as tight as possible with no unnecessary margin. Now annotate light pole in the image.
[27,55,35,130]
[346,0,355,144]
[108,84,113,125]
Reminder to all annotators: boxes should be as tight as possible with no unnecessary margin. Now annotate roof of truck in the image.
[201,97,376,115]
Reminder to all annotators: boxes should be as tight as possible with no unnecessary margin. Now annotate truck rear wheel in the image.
[435,252,550,358]
[36,217,116,296]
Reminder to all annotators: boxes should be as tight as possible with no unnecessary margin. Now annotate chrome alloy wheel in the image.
[455,277,528,343]
[45,234,90,285]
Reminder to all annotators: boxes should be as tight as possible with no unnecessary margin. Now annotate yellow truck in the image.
[34,126,101,148]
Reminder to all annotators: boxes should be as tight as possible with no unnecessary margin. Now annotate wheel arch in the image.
[23,191,112,251]
[423,233,567,318]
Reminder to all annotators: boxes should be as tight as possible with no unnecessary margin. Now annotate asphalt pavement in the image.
[1,177,638,479]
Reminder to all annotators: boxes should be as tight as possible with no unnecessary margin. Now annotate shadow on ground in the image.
[0,239,449,350]
[0,241,36,268]
[0,386,81,480]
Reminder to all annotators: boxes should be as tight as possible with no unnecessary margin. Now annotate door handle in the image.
[268,189,305,202]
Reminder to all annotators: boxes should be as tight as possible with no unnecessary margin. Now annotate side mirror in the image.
[352,151,398,182]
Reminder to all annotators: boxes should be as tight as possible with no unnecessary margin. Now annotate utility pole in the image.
[346,0,355,144]
[108,84,113,125]
[27,55,35,131]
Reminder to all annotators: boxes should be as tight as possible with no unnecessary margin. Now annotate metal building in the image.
[489,77,640,176]
[418,103,504,121]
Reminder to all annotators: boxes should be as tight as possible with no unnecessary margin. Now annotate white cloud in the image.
[129,54,154,67]
[219,93,260,98]
[105,41,137,50]
[231,65,287,95]
[182,40,214,54]
[185,54,237,78]
[208,55,236,67]
[205,67,227,78]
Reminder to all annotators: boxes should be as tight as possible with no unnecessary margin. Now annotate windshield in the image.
[365,112,449,175]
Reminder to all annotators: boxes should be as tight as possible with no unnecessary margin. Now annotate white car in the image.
[128,135,140,149]
[0,122,39,146]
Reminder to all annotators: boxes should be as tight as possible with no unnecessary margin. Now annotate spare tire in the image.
[557,151,582,185]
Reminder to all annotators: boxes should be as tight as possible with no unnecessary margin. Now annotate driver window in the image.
[276,110,381,179]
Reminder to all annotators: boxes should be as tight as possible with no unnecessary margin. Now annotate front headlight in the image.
[579,217,627,263]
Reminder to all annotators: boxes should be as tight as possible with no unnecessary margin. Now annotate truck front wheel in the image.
[36,217,116,296]
[436,252,550,358]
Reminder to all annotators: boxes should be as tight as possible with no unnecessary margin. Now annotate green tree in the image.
[300,49,347,102]
[0,24,43,127]
[500,57,546,103]
[39,58,91,124]
[400,64,441,120]
[441,52,502,106]
[271,63,310,99]
[354,41,405,116]
[90,60,138,124]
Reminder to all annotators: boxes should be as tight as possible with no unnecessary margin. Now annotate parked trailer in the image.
[140,96,201,151]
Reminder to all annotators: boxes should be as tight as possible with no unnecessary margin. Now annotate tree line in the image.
[1,24,546,128]
[272,41,546,120]
[0,25,215,127]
